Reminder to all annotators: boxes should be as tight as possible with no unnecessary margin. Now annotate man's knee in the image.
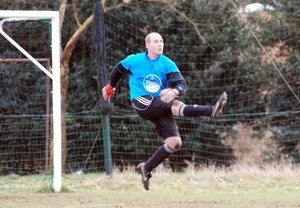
[165,136,182,151]
[171,100,185,115]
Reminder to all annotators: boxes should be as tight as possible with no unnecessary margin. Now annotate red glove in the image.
[102,84,116,101]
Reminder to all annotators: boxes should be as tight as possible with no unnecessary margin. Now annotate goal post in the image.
[0,10,62,193]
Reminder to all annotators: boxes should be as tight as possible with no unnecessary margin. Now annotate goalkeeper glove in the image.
[160,88,179,103]
[102,84,116,102]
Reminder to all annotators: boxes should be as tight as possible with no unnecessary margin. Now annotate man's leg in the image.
[145,143,175,171]
[137,108,180,191]
[137,135,181,191]
[137,143,174,191]
[177,91,228,118]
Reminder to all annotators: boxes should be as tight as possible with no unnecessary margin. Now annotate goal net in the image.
[0,11,61,192]
[1,1,300,194]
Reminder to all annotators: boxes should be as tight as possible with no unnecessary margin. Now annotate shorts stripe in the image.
[135,96,151,106]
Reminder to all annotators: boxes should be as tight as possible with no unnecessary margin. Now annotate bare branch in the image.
[164,2,215,52]
[61,15,94,65]
[72,0,82,27]
[59,0,68,33]
[102,0,129,12]
[140,0,215,51]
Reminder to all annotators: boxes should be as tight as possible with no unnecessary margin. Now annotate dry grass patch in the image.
[1,163,300,208]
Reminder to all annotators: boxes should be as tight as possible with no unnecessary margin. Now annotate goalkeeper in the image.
[102,32,227,191]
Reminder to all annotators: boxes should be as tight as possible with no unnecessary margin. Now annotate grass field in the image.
[1,164,300,208]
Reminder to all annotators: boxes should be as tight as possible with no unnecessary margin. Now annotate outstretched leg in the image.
[176,91,228,119]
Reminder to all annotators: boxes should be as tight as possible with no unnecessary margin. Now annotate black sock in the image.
[144,144,173,172]
[179,105,212,117]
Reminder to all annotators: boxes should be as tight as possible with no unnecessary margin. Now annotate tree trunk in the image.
[60,61,69,173]
[59,11,93,173]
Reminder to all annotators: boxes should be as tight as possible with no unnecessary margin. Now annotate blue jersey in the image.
[120,51,180,100]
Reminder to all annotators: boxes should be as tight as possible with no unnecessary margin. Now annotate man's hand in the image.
[102,84,116,102]
[160,88,179,103]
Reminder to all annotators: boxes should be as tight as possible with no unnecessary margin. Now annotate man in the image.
[102,32,227,191]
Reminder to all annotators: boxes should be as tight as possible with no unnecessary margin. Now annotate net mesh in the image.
[0,0,300,191]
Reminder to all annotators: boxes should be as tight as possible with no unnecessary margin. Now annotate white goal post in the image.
[0,11,62,193]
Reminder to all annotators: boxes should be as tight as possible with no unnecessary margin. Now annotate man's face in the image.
[146,33,164,55]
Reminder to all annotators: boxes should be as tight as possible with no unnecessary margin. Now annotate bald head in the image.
[145,32,162,44]
[145,32,164,59]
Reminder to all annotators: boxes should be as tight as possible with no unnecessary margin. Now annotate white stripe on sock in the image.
[164,143,174,153]
[179,104,186,116]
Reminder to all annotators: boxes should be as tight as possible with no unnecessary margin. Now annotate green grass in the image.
[1,164,300,207]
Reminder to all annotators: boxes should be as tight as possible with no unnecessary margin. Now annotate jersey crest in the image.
[143,74,162,93]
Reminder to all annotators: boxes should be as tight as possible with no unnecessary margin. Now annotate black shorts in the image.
[132,95,180,139]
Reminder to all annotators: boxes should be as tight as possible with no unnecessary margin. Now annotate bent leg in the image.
[144,144,172,172]
[144,136,181,172]
[138,137,180,191]
[165,136,182,151]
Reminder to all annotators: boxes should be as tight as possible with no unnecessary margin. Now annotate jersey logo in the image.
[143,74,162,93]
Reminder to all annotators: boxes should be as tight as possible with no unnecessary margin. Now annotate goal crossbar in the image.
[0,10,62,193]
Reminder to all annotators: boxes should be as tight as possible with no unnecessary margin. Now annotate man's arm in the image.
[167,72,187,96]
[160,72,187,103]
[109,62,128,87]
[102,62,128,101]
